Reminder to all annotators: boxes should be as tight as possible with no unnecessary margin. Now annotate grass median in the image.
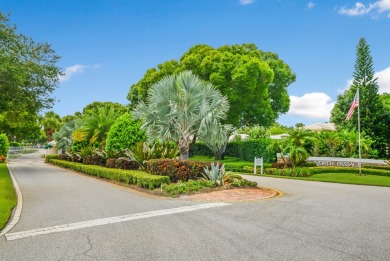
[0,163,17,230]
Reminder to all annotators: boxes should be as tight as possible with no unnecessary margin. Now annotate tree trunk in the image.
[189,134,197,157]
[179,137,189,160]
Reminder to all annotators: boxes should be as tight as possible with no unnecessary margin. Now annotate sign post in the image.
[254,157,263,175]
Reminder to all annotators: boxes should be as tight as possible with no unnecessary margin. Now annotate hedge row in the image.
[308,167,390,177]
[191,139,276,163]
[48,159,170,189]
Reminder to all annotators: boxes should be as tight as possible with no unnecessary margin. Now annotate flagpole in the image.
[357,88,362,175]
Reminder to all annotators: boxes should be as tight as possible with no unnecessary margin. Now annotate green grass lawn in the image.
[260,173,390,187]
[0,163,17,230]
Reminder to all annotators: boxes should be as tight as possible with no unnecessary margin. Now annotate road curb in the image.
[0,163,23,237]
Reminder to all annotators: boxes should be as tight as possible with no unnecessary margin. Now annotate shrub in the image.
[45,154,59,162]
[9,142,22,147]
[265,167,312,177]
[0,134,9,157]
[363,164,390,171]
[147,159,212,182]
[230,178,258,187]
[308,167,390,177]
[224,139,276,163]
[301,162,317,167]
[115,157,139,170]
[125,142,179,170]
[0,155,6,163]
[105,113,146,152]
[47,159,169,189]
[190,143,213,157]
[161,179,215,197]
[271,162,292,169]
[106,158,116,168]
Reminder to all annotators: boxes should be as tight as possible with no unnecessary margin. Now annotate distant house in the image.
[270,133,290,140]
[303,123,336,132]
[228,134,250,142]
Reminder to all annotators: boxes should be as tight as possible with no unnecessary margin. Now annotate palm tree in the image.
[41,111,62,141]
[288,127,315,147]
[73,107,120,149]
[133,71,230,160]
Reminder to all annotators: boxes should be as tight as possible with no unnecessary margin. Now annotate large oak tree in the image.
[128,43,295,129]
[0,13,62,139]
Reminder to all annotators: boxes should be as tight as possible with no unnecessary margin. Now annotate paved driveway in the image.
[1,151,389,260]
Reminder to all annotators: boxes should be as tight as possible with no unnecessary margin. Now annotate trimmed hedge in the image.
[363,165,390,171]
[48,159,169,189]
[147,159,213,182]
[45,154,59,162]
[191,139,276,163]
[308,167,390,177]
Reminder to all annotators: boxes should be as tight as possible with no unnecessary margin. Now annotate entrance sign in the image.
[254,157,263,175]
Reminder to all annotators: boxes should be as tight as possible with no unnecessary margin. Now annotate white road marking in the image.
[5,202,230,241]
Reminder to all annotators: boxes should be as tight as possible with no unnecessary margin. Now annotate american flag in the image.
[345,90,359,121]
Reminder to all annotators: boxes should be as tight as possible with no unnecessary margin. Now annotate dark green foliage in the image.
[331,38,389,158]
[190,143,213,157]
[0,134,9,156]
[147,159,212,182]
[225,139,276,163]
[0,13,62,139]
[191,139,275,163]
[128,43,295,128]
[48,159,169,189]
[71,140,90,152]
[105,113,146,151]
[9,142,22,147]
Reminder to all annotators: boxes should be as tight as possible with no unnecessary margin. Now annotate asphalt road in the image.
[1,151,389,260]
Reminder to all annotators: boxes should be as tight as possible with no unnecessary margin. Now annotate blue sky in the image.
[1,0,390,127]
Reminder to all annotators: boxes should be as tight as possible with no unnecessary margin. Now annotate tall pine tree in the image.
[331,38,389,158]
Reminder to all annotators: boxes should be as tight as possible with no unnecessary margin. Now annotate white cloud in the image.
[338,66,390,94]
[240,0,255,5]
[59,64,86,82]
[288,92,335,119]
[375,66,390,94]
[307,1,316,10]
[338,0,390,17]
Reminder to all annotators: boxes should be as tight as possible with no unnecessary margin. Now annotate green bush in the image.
[191,139,276,163]
[71,140,90,152]
[265,167,312,177]
[363,164,390,171]
[225,139,276,163]
[147,159,213,182]
[308,167,390,177]
[190,143,213,157]
[47,159,169,189]
[45,154,59,162]
[105,113,146,151]
[162,179,215,197]
[9,142,22,147]
[0,134,9,157]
